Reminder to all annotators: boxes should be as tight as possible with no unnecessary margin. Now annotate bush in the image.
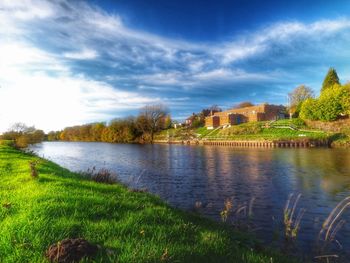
[300,85,350,122]
[300,98,319,120]
[318,86,350,121]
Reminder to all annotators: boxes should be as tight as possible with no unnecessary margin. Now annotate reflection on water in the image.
[30,142,350,259]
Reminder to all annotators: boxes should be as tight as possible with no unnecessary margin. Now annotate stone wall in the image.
[305,118,350,133]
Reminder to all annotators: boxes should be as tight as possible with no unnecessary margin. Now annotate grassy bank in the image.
[155,119,330,142]
[0,143,297,262]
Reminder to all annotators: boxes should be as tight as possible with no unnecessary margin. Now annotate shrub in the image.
[318,85,350,121]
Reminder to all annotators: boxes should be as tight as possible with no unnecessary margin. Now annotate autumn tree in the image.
[321,68,340,92]
[1,123,45,148]
[137,104,169,143]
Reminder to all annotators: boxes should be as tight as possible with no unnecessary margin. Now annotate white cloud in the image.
[219,18,350,64]
[0,71,159,132]
[64,49,98,60]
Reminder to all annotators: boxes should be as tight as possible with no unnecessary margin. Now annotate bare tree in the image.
[9,122,34,133]
[288,85,315,115]
[138,104,169,143]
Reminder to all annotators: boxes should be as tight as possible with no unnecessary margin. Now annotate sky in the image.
[1,0,350,132]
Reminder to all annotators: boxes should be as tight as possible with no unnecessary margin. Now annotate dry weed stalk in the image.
[317,196,350,257]
[29,160,39,178]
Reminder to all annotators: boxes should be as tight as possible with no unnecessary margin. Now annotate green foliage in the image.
[300,98,319,121]
[0,144,298,263]
[300,85,350,122]
[317,85,349,121]
[321,68,340,92]
[191,117,204,128]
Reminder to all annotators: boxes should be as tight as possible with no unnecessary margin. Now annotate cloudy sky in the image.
[1,0,350,132]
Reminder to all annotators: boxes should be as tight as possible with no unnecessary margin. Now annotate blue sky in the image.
[1,0,350,132]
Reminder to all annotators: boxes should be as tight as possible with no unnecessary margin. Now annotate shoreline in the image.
[154,138,331,148]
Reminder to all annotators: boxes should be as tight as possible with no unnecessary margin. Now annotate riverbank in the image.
[155,119,350,148]
[0,143,298,262]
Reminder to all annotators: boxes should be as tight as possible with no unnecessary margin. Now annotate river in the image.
[30,142,350,261]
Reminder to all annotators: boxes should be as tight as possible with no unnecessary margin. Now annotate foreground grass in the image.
[0,144,297,262]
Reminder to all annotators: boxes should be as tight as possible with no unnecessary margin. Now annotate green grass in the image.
[214,127,328,141]
[203,121,329,141]
[0,144,298,262]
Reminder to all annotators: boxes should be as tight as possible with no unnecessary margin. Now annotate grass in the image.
[0,144,298,263]
[155,120,330,142]
[212,122,329,141]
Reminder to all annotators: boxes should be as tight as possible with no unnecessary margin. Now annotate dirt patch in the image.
[46,238,98,263]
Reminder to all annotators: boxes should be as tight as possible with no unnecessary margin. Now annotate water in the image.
[30,142,350,260]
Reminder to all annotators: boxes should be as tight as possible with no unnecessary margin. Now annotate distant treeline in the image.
[48,104,171,143]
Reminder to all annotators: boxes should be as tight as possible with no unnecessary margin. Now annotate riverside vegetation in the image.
[0,141,299,263]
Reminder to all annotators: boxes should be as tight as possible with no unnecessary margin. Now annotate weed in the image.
[283,194,305,240]
[220,198,233,222]
[81,167,117,184]
[29,160,39,178]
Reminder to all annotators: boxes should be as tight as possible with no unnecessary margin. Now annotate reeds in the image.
[319,197,350,244]
[82,167,117,184]
[283,193,305,240]
[220,197,256,231]
[220,198,233,222]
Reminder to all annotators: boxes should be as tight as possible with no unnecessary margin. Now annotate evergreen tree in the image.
[321,67,340,92]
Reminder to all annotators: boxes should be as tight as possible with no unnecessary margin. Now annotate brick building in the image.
[205,103,286,129]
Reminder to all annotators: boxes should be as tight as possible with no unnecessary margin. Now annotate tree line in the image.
[49,104,171,143]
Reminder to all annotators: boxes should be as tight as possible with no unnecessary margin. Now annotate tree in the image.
[138,104,169,143]
[321,68,340,92]
[288,85,314,116]
[232,102,254,109]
